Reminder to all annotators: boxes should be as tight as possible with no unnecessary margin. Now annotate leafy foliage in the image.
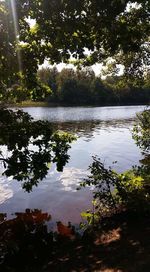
[132,109,150,190]
[80,110,150,216]
[0,209,53,270]
[0,0,150,97]
[0,0,149,105]
[38,67,150,105]
[0,0,150,194]
[0,108,75,191]
[133,109,150,154]
[79,156,150,215]
[24,0,149,76]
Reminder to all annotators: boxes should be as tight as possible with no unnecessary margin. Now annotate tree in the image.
[0,0,19,95]
[0,0,150,189]
[79,110,150,215]
[0,1,75,191]
[0,108,75,191]
[133,109,150,154]
[15,0,150,79]
[133,109,150,181]
[1,0,149,97]
[1,0,149,91]
[37,67,58,93]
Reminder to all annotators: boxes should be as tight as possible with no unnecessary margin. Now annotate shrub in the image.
[79,156,150,216]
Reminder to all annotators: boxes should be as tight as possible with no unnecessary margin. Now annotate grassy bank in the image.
[14,100,51,107]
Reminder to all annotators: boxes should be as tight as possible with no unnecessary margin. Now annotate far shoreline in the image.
[4,100,149,108]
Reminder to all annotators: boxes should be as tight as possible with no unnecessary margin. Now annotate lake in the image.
[0,106,146,224]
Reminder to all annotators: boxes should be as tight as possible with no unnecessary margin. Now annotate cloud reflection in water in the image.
[0,178,13,204]
[58,167,88,191]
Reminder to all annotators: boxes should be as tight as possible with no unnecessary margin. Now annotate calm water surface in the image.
[0,106,146,224]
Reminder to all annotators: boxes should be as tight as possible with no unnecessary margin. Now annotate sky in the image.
[39,60,104,76]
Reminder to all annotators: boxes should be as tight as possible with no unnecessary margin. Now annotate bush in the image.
[133,109,150,154]
[79,156,150,216]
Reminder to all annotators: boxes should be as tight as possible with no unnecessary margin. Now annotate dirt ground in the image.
[44,212,150,272]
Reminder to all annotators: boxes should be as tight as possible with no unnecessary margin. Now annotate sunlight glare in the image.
[10,0,22,72]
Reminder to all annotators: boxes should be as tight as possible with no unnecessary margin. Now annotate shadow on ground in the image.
[0,210,150,272]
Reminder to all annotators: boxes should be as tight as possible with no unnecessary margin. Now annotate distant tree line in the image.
[1,67,150,105]
[37,67,150,105]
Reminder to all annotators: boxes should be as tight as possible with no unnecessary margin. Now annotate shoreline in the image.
[3,101,148,108]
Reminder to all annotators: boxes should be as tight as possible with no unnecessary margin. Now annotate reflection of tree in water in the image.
[0,108,74,192]
[51,118,135,140]
[0,209,150,272]
[0,209,52,270]
[0,108,136,192]
[0,209,75,271]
